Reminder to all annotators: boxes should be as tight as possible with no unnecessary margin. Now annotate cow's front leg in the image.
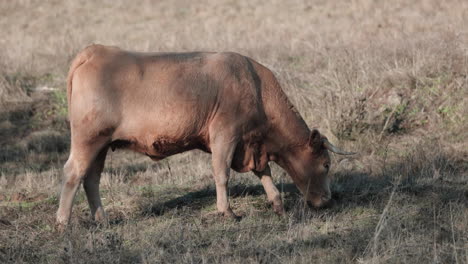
[254,165,285,216]
[210,133,238,219]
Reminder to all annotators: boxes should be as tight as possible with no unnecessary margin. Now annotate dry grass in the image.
[0,0,467,263]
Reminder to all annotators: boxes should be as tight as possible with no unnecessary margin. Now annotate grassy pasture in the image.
[0,0,467,263]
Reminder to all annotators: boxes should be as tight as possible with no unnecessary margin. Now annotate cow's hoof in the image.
[270,198,285,216]
[55,222,68,233]
[219,210,241,221]
[273,204,285,216]
[94,211,109,228]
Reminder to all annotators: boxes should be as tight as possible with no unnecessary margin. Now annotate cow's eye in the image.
[324,163,330,170]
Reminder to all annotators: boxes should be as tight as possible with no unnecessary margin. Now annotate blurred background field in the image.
[0,0,467,263]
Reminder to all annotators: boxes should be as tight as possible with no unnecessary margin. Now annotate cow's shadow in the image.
[133,160,467,221]
[136,183,301,217]
[134,172,389,219]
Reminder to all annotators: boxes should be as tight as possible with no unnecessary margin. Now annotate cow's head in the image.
[283,129,355,208]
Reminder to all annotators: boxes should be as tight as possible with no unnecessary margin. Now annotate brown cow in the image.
[56,44,354,228]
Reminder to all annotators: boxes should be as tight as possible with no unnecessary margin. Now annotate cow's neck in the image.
[263,92,310,154]
[262,95,310,184]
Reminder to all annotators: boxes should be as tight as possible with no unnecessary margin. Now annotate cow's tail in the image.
[66,46,94,116]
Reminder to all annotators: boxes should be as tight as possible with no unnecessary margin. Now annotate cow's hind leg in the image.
[56,141,107,230]
[254,165,284,216]
[210,132,238,219]
[83,147,108,224]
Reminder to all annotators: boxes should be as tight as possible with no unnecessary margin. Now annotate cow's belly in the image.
[109,133,210,160]
[110,111,210,160]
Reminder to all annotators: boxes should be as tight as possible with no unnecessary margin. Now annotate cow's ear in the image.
[308,129,323,152]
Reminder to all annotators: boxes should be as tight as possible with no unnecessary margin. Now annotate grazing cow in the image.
[56,44,354,228]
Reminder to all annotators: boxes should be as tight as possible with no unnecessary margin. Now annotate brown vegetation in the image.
[0,0,467,263]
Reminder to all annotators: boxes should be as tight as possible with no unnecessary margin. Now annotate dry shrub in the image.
[310,33,467,140]
[26,130,69,153]
[0,75,30,107]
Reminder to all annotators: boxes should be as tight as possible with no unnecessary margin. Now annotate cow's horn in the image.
[323,139,356,155]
